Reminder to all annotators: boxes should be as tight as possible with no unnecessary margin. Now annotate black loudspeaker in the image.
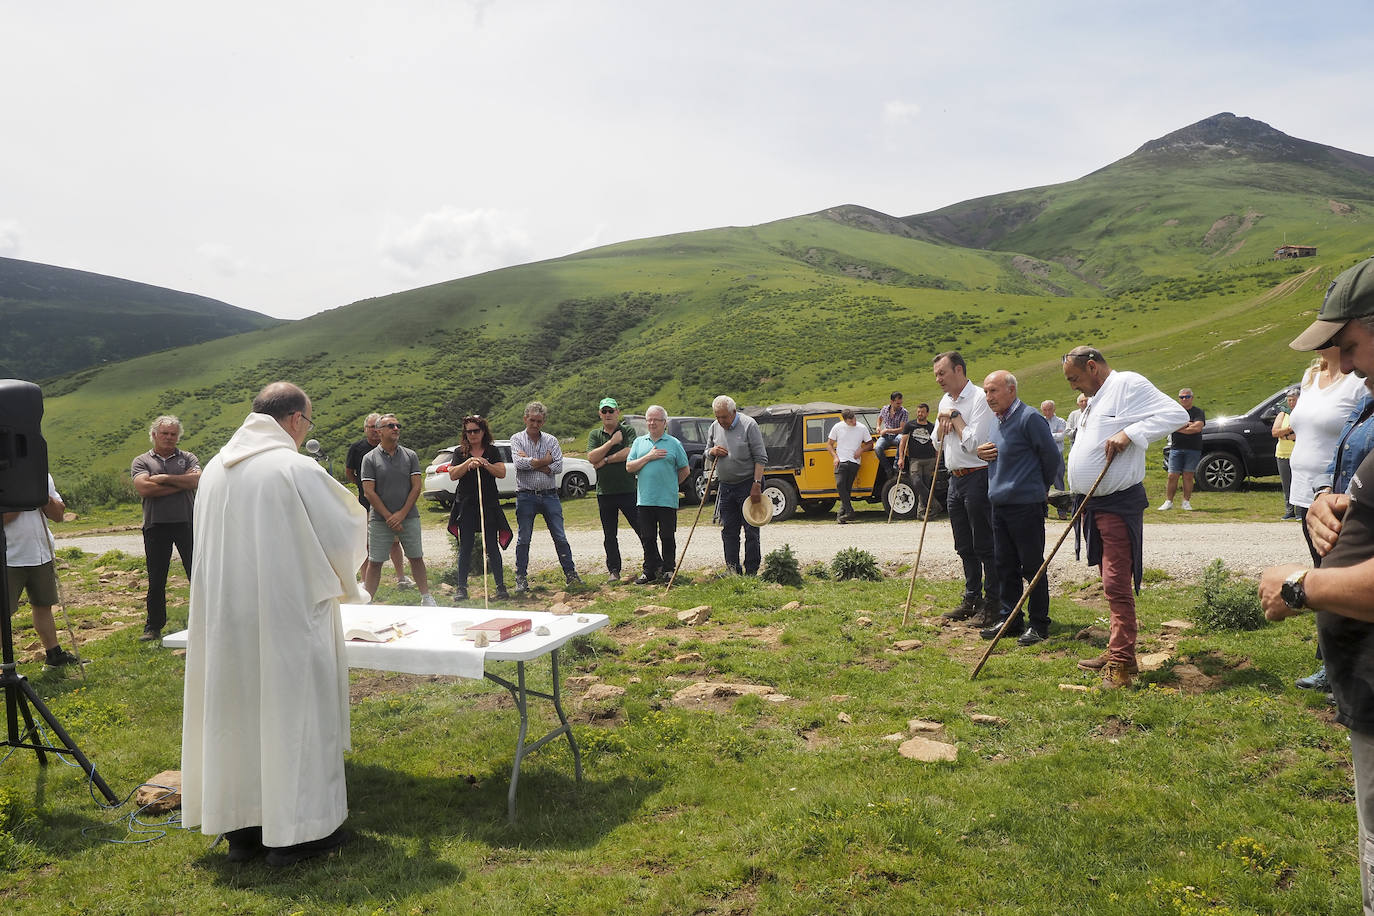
[0,380,48,513]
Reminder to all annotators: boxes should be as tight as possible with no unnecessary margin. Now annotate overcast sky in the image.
[4,1,1372,320]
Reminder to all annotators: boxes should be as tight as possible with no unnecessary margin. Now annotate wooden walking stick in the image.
[970,453,1116,680]
[664,461,717,592]
[901,451,943,626]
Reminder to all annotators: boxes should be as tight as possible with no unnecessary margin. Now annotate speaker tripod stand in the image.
[0,527,117,804]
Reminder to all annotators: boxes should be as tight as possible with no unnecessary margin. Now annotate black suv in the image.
[623,415,714,503]
[1164,387,1289,491]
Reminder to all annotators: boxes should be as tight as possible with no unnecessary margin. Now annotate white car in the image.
[422,439,596,508]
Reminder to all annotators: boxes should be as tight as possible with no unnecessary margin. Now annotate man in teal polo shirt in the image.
[587,397,639,583]
[626,405,690,584]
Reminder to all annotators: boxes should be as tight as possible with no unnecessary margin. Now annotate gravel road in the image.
[58,515,1304,583]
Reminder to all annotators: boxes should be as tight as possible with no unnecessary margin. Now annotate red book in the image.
[464,617,533,642]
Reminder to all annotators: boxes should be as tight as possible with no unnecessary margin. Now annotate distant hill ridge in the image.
[0,257,281,381]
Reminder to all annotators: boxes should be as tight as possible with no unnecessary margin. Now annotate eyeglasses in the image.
[382,423,400,430]
[599,407,616,414]
[1179,395,1193,399]
[297,412,315,432]
[464,428,482,434]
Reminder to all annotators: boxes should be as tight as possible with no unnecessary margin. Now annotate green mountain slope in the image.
[0,257,282,380]
[35,114,1374,487]
[901,113,1374,291]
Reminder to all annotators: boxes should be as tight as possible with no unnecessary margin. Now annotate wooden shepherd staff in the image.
[970,453,1116,680]
[665,461,717,592]
[901,450,943,626]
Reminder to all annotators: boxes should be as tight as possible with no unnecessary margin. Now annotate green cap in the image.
[598,397,619,410]
[1291,257,1374,351]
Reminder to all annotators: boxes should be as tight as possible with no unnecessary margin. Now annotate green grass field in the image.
[0,548,1355,914]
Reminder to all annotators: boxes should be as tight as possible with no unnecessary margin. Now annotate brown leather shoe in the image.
[1101,662,1134,689]
[968,603,1003,629]
[941,597,980,621]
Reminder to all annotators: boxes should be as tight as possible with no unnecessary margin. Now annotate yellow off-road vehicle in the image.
[742,402,939,522]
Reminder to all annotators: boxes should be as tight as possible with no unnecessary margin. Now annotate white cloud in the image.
[0,220,22,257]
[882,100,921,125]
[379,207,536,279]
[197,242,246,278]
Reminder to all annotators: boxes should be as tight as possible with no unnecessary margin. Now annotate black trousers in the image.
[596,492,639,575]
[638,506,678,576]
[142,521,192,632]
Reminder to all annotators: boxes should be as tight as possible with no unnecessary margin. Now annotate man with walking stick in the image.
[1062,346,1188,687]
[975,371,1063,645]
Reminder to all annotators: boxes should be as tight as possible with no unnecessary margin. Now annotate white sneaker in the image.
[396,575,415,590]
[1157,500,1173,511]
[1182,500,1193,511]
[419,594,437,607]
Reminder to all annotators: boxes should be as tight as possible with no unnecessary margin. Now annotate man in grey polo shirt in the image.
[360,413,435,605]
[705,395,768,575]
[131,414,200,641]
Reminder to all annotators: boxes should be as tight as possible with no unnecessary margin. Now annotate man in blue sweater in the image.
[976,370,1063,644]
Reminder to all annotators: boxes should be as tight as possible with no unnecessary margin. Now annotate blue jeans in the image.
[1166,448,1201,474]
[947,469,998,607]
[716,479,761,574]
[992,502,1050,630]
[874,435,899,469]
[515,490,576,577]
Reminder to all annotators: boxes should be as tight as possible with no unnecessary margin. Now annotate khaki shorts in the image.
[368,515,423,563]
[7,561,59,612]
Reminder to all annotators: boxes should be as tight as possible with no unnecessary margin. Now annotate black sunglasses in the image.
[464,427,482,434]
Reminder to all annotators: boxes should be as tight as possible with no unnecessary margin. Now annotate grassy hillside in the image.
[34,114,1374,490]
[0,257,282,381]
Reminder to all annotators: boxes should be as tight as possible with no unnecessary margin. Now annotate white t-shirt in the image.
[1289,371,1367,508]
[828,420,872,466]
[4,474,59,568]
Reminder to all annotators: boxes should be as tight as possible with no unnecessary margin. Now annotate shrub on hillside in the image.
[1194,559,1264,631]
[831,547,882,582]
[760,544,803,587]
[62,471,137,513]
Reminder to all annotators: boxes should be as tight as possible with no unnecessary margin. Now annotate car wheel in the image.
[560,471,591,499]
[1196,452,1242,492]
[761,478,799,521]
[881,479,920,520]
[800,498,836,516]
[438,495,454,510]
[681,470,703,505]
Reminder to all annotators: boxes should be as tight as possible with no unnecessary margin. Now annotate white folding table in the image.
[165,604,609,822]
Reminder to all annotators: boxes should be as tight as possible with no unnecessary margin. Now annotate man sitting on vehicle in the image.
[873,392,908,476]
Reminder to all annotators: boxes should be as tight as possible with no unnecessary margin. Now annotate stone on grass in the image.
[780,601,801,612]
[856,616,873,627]
[636,604,674,616]
[1161,619,1193,632]
[892,639,923,651]
[1059,683,1090,693]
[881,732,906,742]
[1075,625,1109,642]
[671,681,775,707]
[677,605,712,625]
[971,714,1006,726]
[899,736,958,762]
[1138,651,1172,671]
[674,652,703,663]
[581,684,625,702]
[566,675,600,689]
[837,712,852,724]
[908,719,943,733]
[137,771,182,813]
[763,694,791,703]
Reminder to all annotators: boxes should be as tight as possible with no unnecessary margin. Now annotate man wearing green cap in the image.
[1262,256,1374,911]
[587,397,639,583]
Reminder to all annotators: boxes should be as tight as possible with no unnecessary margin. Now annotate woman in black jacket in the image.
[446,415,511,601]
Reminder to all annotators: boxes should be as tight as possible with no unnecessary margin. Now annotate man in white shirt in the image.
[1062,346,1188,687]
[4,474,79,667]
[933,351,1000,625]
[827,408,874,523]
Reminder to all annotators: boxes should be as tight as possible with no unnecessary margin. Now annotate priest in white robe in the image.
[181,381,368,866]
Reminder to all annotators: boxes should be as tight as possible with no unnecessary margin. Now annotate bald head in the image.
[252,381,312,447]
[983,370,1018,414]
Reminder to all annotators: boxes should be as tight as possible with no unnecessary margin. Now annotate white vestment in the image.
[181,412,367,847]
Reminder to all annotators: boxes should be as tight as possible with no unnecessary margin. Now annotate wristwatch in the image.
[1281,569,1310,610]
[949,410,961,419]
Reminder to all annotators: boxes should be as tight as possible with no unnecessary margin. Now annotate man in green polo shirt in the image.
[587,397,639,583]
